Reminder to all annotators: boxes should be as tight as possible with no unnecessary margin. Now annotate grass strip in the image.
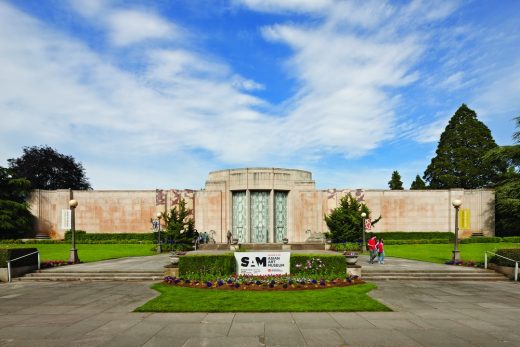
[135,283,390,312]
[0,243,154,263]
[386,242,519,264]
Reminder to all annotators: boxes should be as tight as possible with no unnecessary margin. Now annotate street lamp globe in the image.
[69,199,78,208]
[156,212,162,219]
[361,212,367,218]
[452,199,462,208]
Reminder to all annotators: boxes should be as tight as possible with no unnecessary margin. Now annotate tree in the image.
[324,194,380,243]
[8,146,91,190]
[0,167,33,239]
[410,175,426,190]
[423,104,506,189]
[487,116,520,236]
[160,198,198,247]
[388,170,404,190]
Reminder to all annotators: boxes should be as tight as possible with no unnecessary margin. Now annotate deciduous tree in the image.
[8,146,91,190]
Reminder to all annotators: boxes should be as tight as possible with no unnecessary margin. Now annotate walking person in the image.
[376,238,385,264]
[367,235,377,264]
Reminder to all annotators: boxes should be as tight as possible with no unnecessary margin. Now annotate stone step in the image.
[17,276,162,282]
[363,275,508,281]
[363,271,499,276]
[18,271,165,282]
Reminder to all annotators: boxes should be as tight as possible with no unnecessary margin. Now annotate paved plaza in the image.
[0,257,519,346]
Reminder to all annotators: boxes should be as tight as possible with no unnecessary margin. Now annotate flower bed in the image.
[163,274,363,291]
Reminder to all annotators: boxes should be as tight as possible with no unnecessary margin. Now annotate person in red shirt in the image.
[367,235,377,264]
[376,238,385,264]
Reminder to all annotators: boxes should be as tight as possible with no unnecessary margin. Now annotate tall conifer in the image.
[423,104,505,189]
[410,175,426,190]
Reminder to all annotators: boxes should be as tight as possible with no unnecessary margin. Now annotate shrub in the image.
[0,248,38,268]
[491,249,520,267]
[332,243,360,252]
[179,254,235,277]
[290,254,345,278]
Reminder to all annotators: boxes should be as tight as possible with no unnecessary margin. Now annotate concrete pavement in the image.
[1,255,520,346]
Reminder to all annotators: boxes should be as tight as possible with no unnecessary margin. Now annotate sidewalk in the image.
[1,256,519,346]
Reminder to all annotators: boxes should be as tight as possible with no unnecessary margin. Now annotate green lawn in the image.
[135,283,390,312]
[0,243,155,262]
[385,242,519,264]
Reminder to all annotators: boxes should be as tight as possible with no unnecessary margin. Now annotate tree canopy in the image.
[489,116,520,236]
[423,104,506,189]
[410,175,426,190]
[388,170,404,190]
[8,146,91,190]
[0,167,33,239]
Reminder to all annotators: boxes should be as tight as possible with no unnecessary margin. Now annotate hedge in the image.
[290,254,345,277]
[179,254,235,277]
[367,232,454,240]
[178,253,347,279]
[64,230,155,242]
[384,239,451,245]
[460,236,502,244]
[502,236,520,243]
[0,248,38,268]
[491,249,520,267]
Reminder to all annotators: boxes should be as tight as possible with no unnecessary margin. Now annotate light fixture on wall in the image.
[452,199,462,262]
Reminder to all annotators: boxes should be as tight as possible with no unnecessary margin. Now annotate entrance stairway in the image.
[16,270,164,282]
[198,243,327,251]
[362,268,508,281]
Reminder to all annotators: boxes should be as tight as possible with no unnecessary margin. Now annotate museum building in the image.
[29,168,495,241]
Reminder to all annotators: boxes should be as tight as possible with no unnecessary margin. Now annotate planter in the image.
[344,253,359,265]
[232,238,239,245]
[282,238,289,244]
[169,256,180,266]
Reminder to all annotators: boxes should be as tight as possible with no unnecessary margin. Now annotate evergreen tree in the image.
[423,104,506,189]
[324,194,380,243]
[161,198,198,247]
[8,146,91,190]
[486,116,520,235]
[410,175,426,190]
[388,170,404,190]
[0,167,33,239]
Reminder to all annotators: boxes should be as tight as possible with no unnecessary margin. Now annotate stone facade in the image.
[28,168,495,240]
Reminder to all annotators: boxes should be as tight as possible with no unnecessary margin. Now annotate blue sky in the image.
[0,0,519,190]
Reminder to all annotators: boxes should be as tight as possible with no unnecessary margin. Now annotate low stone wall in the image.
[0,265,38,282]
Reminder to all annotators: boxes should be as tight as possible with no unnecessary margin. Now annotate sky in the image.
[0,0,519,190]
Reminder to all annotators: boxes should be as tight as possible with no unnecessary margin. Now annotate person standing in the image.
[367,235,377,264]
[376,238,385,264]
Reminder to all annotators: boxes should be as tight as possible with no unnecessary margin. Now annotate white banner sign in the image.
[61,209,71,230]
[235,252,290,276]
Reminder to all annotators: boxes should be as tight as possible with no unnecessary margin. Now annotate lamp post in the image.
[156,212,162,253]
[452,199,462,262]
[68,199,80,264]
[361,212,367,252]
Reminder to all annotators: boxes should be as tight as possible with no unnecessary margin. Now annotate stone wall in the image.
[28,169,495,240]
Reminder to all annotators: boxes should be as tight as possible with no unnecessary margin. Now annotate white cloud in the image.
[107,10,180,46]
[0,1,466,188]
